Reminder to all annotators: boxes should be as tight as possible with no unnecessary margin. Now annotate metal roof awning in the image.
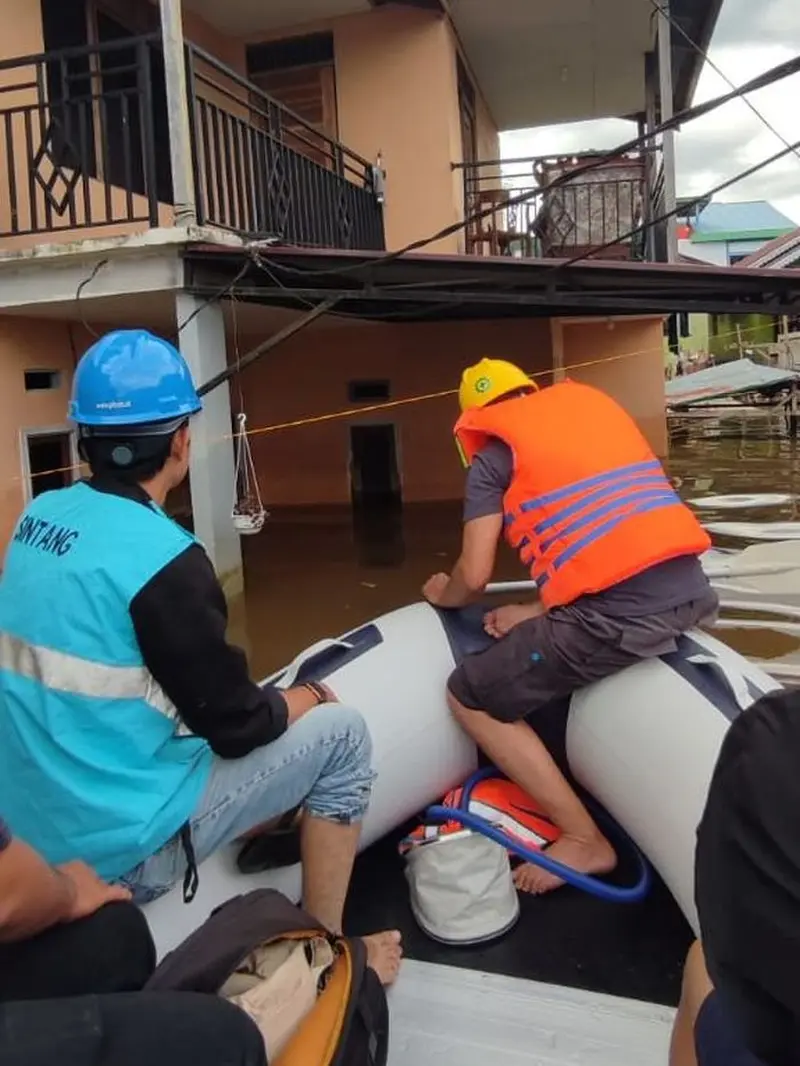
[666,358,800,408]
[183,244,800,322]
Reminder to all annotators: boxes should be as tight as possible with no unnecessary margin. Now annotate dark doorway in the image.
[349,424,401,507]
[349,424,404,568]
[27,433,73,498]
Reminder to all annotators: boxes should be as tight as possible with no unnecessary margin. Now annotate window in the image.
[22,428,78,501]
[24,369,61,391]
[457,55,477,167]
[348,380,390,403]
[246,33,338,164]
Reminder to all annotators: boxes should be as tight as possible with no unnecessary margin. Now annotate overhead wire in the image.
[249,53,800,280]
[556,137,800,270]
[647,0,800,167]
[20,316,793,488]
[63,41,800,409]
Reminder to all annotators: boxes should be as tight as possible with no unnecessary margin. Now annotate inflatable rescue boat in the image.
[139,593,784,1065]
[145,599,778,954]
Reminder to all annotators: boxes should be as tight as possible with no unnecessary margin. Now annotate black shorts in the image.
[447,599,711,723]
[695,992,765,1066]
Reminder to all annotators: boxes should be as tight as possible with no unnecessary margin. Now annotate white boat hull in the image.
[145,602,779,955]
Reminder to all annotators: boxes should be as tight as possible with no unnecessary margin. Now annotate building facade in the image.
[0,0,725,589]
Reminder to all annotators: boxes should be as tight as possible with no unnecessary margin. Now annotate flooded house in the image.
[0,0,795,626]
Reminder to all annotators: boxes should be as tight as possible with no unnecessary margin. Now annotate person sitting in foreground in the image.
[670,688,800,1066]
[0,817,266,1066]
[669,941,763,1066]
[0,329,401,985]
[423,359,717,895]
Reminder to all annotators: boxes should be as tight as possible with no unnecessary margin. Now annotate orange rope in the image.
[16,321,784,485]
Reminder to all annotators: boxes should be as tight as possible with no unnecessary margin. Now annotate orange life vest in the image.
[454,380,710,609]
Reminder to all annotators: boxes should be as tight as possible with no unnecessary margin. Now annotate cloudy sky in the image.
[501,0,800,226]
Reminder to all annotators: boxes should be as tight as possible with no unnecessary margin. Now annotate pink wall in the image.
[556,316,668,455]
[0,316,92,551]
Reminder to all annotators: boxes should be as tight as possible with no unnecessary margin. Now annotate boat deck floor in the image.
[345,825,693,1008]
[387,961,675,1066]
[345,825,690,1065]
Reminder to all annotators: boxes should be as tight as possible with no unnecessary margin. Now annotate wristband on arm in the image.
[304,681,328,705]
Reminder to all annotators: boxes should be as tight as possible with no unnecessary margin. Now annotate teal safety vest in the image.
[0,482,213,880]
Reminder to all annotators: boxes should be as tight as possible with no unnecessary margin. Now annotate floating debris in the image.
[704,521,800,541]
[690,493,793,510]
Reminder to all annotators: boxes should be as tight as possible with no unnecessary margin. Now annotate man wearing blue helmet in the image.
[0,329,401,986]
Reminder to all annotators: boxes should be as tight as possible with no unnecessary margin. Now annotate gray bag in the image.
[404,829,520,945]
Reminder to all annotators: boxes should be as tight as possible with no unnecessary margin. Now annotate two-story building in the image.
[2,0,796,600]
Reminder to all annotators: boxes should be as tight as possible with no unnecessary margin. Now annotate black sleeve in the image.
[130,544,288,759]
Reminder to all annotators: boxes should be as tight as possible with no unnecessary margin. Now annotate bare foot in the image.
[484,602,546,639]
[512,833,617,895]
[362,930,403,985]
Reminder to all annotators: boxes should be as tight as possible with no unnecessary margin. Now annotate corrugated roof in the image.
[690,201,797,242]
[666,358,799,407]
[736,228,800,269]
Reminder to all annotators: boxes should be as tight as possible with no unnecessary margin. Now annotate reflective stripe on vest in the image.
[0,630,191,734]
[0,482,212,879]
[513,460,680,587]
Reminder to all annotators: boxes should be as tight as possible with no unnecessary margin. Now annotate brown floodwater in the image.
[240,407,800,680]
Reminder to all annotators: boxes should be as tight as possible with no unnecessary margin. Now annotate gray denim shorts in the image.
[447,592,718,724]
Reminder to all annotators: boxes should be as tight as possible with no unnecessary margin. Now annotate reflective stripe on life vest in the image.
[529,477,682,588]
[454,381,710,607]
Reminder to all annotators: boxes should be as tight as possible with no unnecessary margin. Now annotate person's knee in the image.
[100,993,267,1066]
[199,997,267,1066]
[447,671,481,728]
[305,704,375,823]
[328,703,372,763]
[80,901,156,989]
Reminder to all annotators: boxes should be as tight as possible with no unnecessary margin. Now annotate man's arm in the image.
[0,823,130,943]
[131,545,324,759]
[423,514,504,608]
[423,442,509,609]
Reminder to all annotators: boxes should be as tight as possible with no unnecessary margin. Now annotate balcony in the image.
[0,35,385,250]
[459,150,658,262]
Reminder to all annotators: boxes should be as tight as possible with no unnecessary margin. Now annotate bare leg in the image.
[448,692,616,894]
[300,815,402,985]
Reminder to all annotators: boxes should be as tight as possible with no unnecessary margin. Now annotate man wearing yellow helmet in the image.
[422,358,717,894]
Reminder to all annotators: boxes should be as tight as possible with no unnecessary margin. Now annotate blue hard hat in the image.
[69,329,202,431]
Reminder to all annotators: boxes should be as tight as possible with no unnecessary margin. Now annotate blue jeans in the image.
[120,704,374,903]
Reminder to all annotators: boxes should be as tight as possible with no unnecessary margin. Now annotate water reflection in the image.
[241,408,800,679]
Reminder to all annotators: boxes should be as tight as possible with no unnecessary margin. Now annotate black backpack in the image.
[145,889,388,1066]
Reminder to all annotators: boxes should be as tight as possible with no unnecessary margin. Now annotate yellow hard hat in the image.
[458,358,535,412]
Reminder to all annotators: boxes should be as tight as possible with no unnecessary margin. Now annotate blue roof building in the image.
[678,200,797,266]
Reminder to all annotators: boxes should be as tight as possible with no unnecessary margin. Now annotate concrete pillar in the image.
[158,0,197,227]
[175,292,243,599]
[550,319,565,383]
[656,1,678,263]
[643,52,659,262]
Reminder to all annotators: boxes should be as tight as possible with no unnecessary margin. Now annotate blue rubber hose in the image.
[425,766,652,905]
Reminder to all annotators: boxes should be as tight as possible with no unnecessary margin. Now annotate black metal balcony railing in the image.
[458,151,653,261]
[0,36,385,249]
[0,36,163,237]
[185,44,383,249]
